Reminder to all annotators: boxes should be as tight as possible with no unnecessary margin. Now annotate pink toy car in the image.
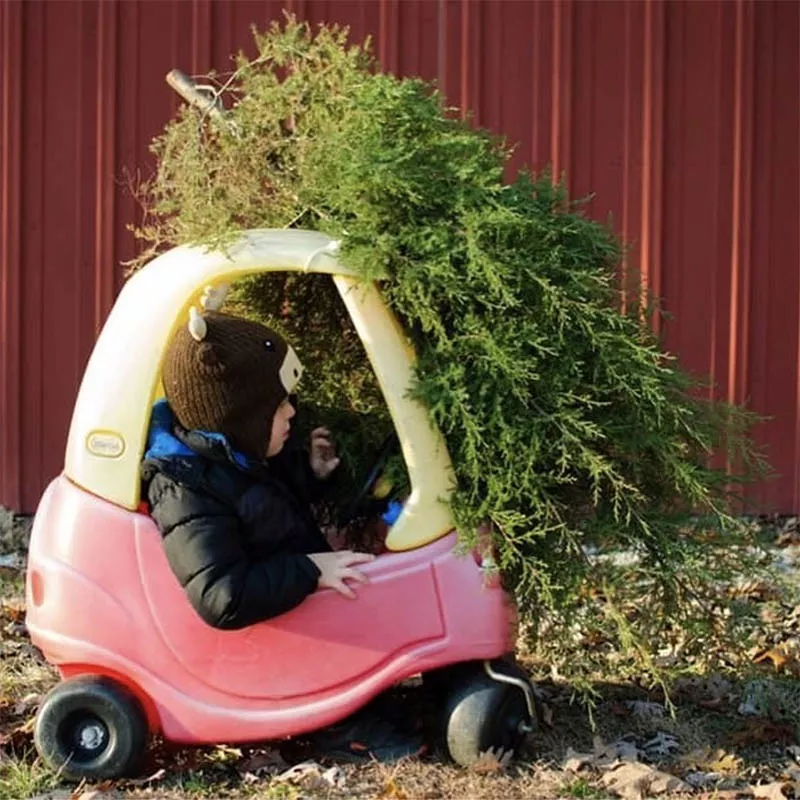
[25,230,537,779]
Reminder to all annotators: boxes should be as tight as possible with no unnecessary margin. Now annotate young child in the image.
[141,307,425,761]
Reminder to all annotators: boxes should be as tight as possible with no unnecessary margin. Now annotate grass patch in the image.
[560,777,608,799]
[0,752,60,800]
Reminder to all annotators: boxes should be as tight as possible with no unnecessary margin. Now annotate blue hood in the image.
[144,399,249,469]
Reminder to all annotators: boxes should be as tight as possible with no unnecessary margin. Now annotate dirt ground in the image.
[2,511,800,800]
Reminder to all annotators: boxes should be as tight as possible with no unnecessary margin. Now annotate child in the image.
[141,307,425,761]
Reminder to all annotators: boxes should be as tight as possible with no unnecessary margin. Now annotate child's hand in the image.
[308,550,375,599]
[309,427,340,480]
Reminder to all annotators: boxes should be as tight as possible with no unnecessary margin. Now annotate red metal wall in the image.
[1,0,798,514]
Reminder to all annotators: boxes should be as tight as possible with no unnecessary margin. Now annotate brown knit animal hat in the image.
[162,304,303,460]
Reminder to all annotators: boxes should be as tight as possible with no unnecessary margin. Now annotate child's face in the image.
[266,397,296,458]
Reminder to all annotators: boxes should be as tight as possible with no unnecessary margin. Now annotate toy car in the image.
[25,229,537,779]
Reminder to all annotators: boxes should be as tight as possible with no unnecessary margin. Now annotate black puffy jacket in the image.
[141,420,330,630]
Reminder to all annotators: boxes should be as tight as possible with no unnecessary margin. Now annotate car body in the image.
[26,230,522,764]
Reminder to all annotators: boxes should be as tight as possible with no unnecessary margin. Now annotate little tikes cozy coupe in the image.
[26,230,537,779]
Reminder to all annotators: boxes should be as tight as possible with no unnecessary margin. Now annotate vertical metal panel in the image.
[747,0,800,511]
[0,0,23,510]
[0,0,798,514]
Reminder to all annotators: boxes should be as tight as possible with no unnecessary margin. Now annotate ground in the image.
[2,512,800,800]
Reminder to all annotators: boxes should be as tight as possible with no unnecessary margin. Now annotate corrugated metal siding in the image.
[1,0,798,514]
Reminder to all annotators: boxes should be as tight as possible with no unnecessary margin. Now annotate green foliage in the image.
[131,16,770,683]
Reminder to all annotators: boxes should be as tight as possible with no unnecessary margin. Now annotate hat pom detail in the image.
[201,283,230,312]
[188,307,207,341]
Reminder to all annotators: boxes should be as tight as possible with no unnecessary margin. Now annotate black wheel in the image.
[442,663,530,767]
[34,676,148,780]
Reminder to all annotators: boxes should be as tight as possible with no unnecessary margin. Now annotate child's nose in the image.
[287,403,296,419]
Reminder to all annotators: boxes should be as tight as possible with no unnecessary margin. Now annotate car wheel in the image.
[442,664,530,767]
[34,675,148,780]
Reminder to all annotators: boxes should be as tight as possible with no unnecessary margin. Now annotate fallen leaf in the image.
[0,553,25,570]
[564,738,639,772]
[729,720,796,747]
[684,771,723,789]
[750,782,789,800]
[641,732,680,759]
[129,767,166,785]
[609,702,633,718]
[777,520,800,546]
[380,778,409,799]
[679,747,742,775]
[600,762,689,799]
[275,760,323,783]
[273,760,344,790]
[0,716,35,750]
[739,680,769,716]
[753,646,800,675]
[12,693,41,716]
[730,579,782,602]
[237,747,288,776]
[0,601,25,623]
[672,674,733,707]
[564,749,594,773]
[71,781,116,800]
[321,766,345,788]
[472,746,513,773]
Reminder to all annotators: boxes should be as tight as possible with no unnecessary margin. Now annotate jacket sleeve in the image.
[147,474,321,630]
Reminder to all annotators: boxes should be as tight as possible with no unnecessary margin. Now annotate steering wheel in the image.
[337,432,399,527]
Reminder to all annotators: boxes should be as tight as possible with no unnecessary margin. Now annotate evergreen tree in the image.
[132,17,770,684]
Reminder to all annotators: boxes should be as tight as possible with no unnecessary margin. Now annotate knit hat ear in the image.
[188,307,207,341]
[200,283,229,312]
[187,284,231,341]
[162,309,302,459]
